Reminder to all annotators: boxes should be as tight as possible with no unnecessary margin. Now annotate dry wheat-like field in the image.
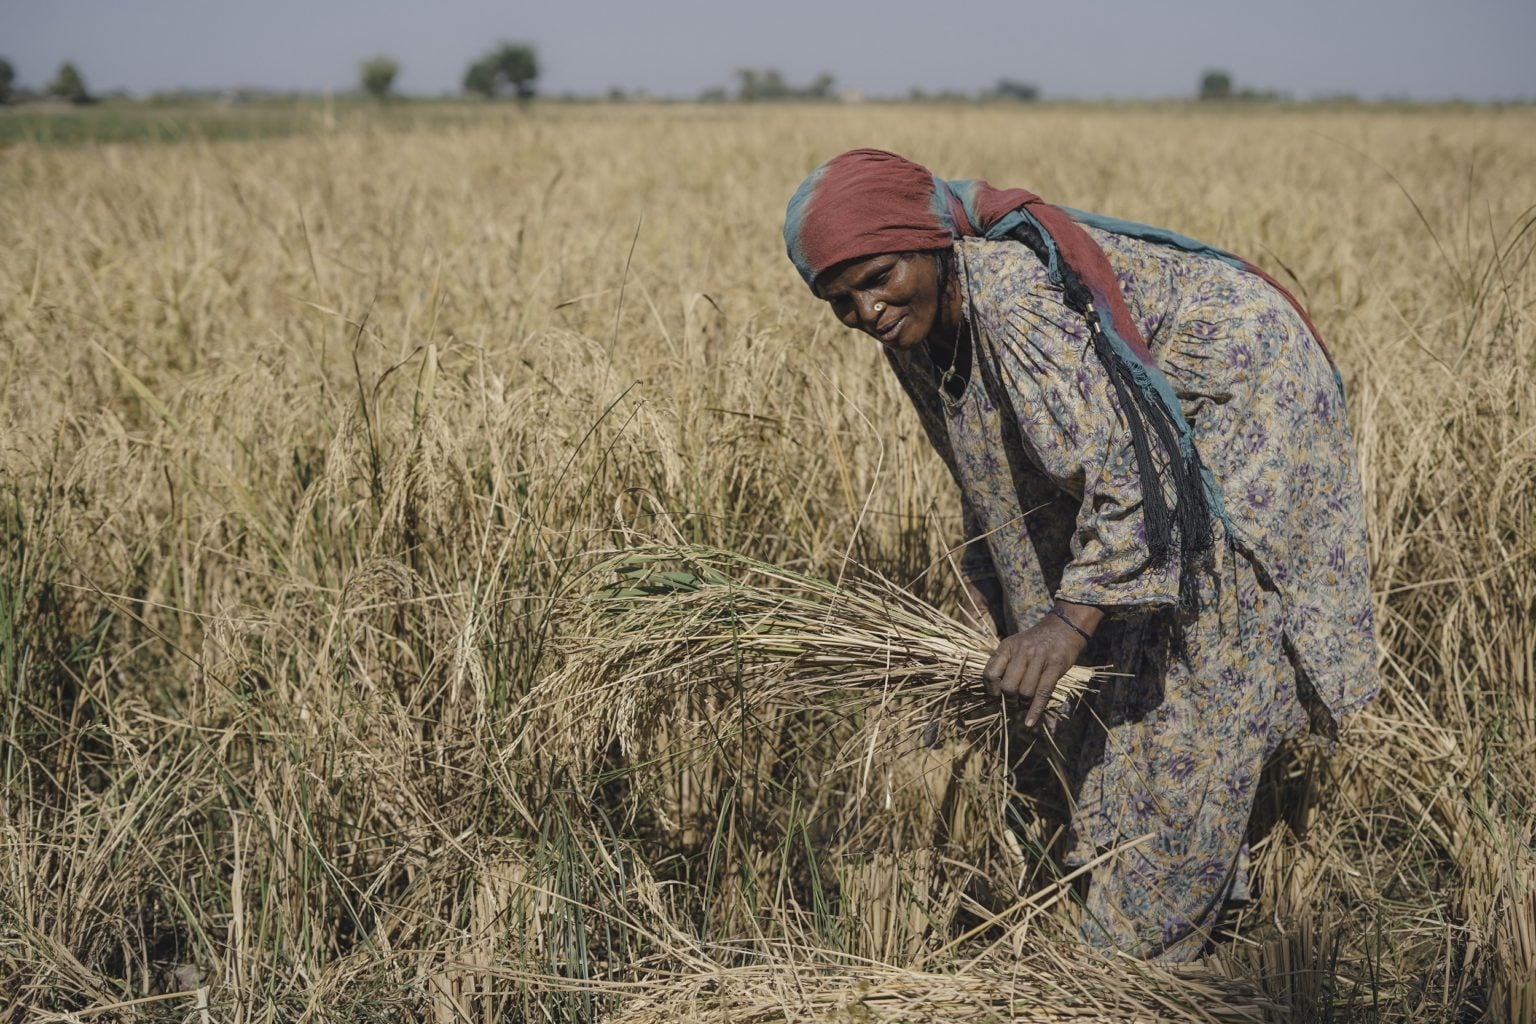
[2,102,1534,1021]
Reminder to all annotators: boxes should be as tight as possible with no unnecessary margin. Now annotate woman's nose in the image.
[855,295,882,326]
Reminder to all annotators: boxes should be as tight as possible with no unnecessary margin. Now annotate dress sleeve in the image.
[981,283,1180,610]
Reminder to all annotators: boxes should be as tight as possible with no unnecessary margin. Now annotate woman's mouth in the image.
[875,314,907,342]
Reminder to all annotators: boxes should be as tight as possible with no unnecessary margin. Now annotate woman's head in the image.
[784,149,966,348]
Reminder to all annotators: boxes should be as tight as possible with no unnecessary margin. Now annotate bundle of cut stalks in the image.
[535,545,1098,767]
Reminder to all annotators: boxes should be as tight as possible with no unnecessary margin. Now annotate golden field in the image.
[2,102,1534,1021]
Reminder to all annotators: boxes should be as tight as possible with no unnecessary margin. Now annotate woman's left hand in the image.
[982,602,1102,728]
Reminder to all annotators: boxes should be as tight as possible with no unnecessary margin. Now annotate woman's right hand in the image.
[981,602,1102,728]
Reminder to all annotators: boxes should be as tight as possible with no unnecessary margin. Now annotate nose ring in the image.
[873,302,886,313]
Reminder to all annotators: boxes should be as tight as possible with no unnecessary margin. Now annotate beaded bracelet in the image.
[1049,605,1093,643]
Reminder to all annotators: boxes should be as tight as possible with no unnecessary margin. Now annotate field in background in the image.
[2,103,1533,1021]
[0,97,544,145]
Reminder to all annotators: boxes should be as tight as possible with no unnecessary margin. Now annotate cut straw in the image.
[542,545,1099,759]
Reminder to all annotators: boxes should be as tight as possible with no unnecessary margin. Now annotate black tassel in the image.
[1086,314,1215,613]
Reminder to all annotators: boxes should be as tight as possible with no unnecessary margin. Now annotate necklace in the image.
[934,329,967,408]
[930,250,972,411]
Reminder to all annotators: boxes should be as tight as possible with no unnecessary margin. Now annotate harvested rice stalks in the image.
[535,545,1099,768]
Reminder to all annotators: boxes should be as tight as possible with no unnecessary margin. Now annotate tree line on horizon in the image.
[353,43,541,102]
[0,49,1394,107]
[0,57,97,105]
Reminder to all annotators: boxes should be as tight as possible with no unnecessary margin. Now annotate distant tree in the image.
[359,55,399,100]
[990,78,1039,101]
[0,57,14,105]
[463,57,498,98]
[1199,69,1233,101]
[761,69,789,99]
[48,61,91,104]
[493,42,539,100]
[737,68,788,101]
[735,68,762,101]
[1235,86,1285,102]
[735,68,831,101]
[463,42,539,101]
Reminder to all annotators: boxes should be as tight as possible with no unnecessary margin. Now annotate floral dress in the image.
[886,233,1378,960]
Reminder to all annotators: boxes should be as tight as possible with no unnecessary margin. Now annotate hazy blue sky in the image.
[4,0,1534,100]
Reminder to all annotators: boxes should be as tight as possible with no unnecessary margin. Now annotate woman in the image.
[783,149,1378,960]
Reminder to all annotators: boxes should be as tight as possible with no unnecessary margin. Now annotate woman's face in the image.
[815,251,944,351]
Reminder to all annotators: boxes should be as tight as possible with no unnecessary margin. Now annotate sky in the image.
[3,0,1534,101]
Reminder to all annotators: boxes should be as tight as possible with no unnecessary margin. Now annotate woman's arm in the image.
[980,258,1182,610]
[962,243,1182,720]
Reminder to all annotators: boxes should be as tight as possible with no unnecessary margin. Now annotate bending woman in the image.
[783,149,1378,960]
